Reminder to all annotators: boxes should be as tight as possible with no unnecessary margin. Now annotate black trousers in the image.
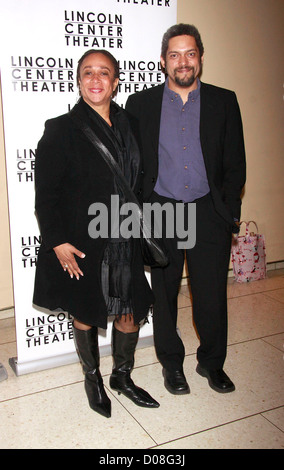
[150,192,232,372]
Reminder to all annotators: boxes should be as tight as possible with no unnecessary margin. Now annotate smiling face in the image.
[161,34,203,93]
[78,52,119,111]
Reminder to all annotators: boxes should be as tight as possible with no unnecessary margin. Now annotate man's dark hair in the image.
[161,23,204,60]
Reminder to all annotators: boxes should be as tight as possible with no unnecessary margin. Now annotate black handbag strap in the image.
[69,108,168,267]
[70,109,141,206]
[69,109,148,234]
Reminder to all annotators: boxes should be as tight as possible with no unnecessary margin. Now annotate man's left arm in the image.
[223,91,246,232]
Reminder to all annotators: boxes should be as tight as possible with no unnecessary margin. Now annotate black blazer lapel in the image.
[149,84,165,151]
[138,83,165,160]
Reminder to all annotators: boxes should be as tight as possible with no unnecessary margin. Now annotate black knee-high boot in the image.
[109,325,160,408]
[73,325,111,418]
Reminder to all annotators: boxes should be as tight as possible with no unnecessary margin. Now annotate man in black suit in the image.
[126,24,246,395]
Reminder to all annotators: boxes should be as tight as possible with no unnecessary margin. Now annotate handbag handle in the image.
[246,221,259,235]
[239,221,259,237]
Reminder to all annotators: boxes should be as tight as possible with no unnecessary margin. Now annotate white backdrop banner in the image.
[0,0,177,375]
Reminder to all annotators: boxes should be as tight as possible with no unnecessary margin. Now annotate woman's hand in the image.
[53,243,86,280]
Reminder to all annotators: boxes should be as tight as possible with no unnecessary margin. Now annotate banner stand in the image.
[1,0,176,376]
[9,352,78,377]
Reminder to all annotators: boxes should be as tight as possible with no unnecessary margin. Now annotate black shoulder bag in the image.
[70,110,168,268]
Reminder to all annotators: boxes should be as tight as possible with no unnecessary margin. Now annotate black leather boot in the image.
[109,325,160,408]
[73,325,111,418]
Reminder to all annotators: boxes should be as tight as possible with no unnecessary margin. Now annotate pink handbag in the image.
[231,221,267,283]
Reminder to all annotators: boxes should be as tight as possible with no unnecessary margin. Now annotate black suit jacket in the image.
[126,82,246,231]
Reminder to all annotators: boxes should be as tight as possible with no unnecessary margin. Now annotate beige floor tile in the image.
[262,407,284,432]
[114,339,284,445]
[0,382,156,449]
[175,292,284,357]
[133,344,159,368]
[0,317,16,344]
[0,342,158,404]
[178,292,192,308]
[227,271,284,299]
[228,340,283,408]
[0,308,14,321]
[227,293,284,344]
[0,341,113,402]
[263,288,284,304]
[262,333,284,352]
[1,269,283,450]
[179,285,191,299]
[157,414,284,449]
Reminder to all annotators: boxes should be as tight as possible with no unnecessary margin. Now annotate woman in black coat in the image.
[33,49,159,418]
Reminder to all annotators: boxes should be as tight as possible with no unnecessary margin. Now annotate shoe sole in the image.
[196,365,235,394]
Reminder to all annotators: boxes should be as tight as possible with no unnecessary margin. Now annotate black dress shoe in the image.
[162,368,190,395]
[196,364,235,393]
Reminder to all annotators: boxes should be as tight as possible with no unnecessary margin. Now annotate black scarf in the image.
[80,98,140,197]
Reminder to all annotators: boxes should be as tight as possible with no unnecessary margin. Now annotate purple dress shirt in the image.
[154,78,210,202]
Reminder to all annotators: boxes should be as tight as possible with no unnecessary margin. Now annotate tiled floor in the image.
[0,269,283,449]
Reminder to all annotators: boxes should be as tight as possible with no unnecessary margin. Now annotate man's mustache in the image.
[175,66,194,73]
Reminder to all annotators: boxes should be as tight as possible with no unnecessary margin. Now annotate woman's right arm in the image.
[35,117,69,250]
[35,118,85,279]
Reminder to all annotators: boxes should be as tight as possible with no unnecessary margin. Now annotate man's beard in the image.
[174,66,196,87]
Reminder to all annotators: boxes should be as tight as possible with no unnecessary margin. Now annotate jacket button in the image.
[152,177,156,183]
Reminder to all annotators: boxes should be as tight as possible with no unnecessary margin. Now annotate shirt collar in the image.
[164,77,201,102]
